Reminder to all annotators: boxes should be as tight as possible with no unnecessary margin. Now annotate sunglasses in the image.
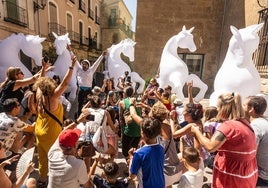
[16,71,24,75]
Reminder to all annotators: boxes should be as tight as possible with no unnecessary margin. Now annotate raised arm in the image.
[89,51,106,73]
[191,124,226,153]
[53,53,77,98]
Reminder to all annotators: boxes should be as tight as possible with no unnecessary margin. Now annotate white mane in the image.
[0,33,45,82]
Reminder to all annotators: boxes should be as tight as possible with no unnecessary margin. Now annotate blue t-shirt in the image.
[93,175,128,188]
[130,144,165,188]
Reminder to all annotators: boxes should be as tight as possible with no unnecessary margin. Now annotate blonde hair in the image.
[0,67,21,88]
[151,101,169,122]
[217,92,245,121]
[33,77,57,97]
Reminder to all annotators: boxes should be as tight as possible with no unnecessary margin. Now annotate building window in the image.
[49,2,57,23]
[95,6,100,24]
[3,0,27,27]
[79,21,83,44]
[79,0,86,13]
[178,54,205,78]
[88,27,92,46]
[66,13,72,32]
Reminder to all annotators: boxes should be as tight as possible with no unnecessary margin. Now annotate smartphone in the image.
[43,55,49,63]
[86,114,95,121]
[180,121,188,128]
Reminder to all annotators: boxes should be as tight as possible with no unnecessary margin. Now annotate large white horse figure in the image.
[209,23,268,115]
[51,32,78,102]
[0,33,45,82]
[106,38,145,94]
[158,26,208,102]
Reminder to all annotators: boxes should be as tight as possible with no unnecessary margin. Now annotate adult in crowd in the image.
[119,86,141,162]
[76,51,106,116]
[0,98,35,182]
[47,111,92,188]
[0,141,35,188]
[0,56,52,113]
[244,95,268,186]
[33,53,77,187]
[191,92,258,188]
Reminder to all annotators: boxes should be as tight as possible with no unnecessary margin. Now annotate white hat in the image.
[92,86,101,95]
[173,98,183,106]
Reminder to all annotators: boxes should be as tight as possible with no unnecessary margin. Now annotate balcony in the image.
[3,1,28,27]
[88,8,94,20]
[48,22,100,50]
[108,17,134,39]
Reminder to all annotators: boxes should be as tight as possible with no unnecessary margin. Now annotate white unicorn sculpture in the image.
[209,23,268,115]
[106,38,145,94]
[158,25,208,102]
[0,33,45,82]
[50,32,78,102]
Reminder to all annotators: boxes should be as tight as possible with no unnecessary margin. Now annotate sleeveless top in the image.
[156,126,182,176]
[123,98,141,137]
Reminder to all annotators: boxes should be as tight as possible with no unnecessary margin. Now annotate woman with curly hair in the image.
[33,52,77,187]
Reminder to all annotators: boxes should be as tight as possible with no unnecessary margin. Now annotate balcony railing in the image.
[79,1,86,13]
[48,22,100,50]
[88,8,94,20]
[253,8,268,78]
[108,17,134,39]
[3,1,27,27]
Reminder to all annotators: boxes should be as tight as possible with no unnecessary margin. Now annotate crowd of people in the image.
[0,43,267,188]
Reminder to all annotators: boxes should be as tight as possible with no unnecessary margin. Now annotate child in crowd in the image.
[175,146,204,188]
[128,118,165,188]
[203,106,220,169]
[89,153,129,187]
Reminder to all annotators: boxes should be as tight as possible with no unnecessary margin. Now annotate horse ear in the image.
[230,25,241,41]
[64,33,69,38]
[251,23,264,34]
[188,27,195,33]
[52,32,58,38]
[182,25,186,31]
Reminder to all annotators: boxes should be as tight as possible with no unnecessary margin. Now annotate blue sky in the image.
[123,0,137,31]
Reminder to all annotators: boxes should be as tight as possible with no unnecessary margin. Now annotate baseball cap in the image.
[59,128,82,148]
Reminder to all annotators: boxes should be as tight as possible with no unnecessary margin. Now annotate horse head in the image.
[120,38,136,62]
[21,34,46,66]
[177,25,196,52]
[229,23,263,67]
[53,32,71,55]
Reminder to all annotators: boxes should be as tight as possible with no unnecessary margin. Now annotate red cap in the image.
[59,128,82,147]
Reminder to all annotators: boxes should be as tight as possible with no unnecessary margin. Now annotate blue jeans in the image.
[257,177,268,186]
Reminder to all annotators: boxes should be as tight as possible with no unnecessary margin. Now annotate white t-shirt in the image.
[175,168,204,188]
[48,139,89,188]
[0,112,25,149]
[251,117,268,180]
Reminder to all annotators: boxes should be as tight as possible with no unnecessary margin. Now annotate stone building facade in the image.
[0,0,103,71]
[134,0,268,96]
[101,0,134,51]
